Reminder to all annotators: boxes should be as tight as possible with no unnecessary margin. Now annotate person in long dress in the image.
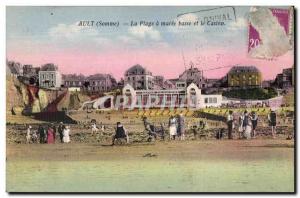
[47,125,55,144]
[169,116,177,140]
[91,123,98,136]
[26,125,32,144]
[177,114,185,140]
[63,126,71,143]
[244,116,252,139]
[227,110,234,139]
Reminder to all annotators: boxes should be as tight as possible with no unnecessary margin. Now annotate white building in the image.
[121,83,223,109]
[39,63,62,89]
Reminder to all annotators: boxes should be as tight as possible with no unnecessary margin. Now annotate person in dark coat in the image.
[242,110,249,134]
[268,110,277,138]
[251,111,258,138]
[38,125,45,144]
[227,110,234,139]
[177,114,185,140]
[112,122,129,145]
[57,122,65,143]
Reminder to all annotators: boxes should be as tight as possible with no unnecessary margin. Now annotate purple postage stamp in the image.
[248,7,294,59]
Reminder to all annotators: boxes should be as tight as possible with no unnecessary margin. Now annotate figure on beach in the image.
[227,110,234,139]
[91,122,99,136]
[38,125,45,144]
[143,116,157,140]
[58,122,65,143]
[244,116,252,140]
[169,116,177,140]
[52,123,57,142]
[47,125,55,144]
[112,122,129,145]
[268,110,277,138]
[251,111,258,138]
[32,130,38,143]
[242,111,249,133]
[26,125,32,144]
[177,114,185,140]
[63,125,71,143]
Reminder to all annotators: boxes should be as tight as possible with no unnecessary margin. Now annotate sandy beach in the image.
[6,138,294,192]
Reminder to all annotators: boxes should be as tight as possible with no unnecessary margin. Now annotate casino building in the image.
[121,83,223,109]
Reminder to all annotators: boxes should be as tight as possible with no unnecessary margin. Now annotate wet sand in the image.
[6,139,294,192]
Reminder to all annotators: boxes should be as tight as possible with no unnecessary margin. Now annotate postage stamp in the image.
[248,7,294,59]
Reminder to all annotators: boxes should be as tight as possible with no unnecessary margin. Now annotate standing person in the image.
[242,110,249,137]
[100,122,105,132]
[169,116,177,140]
[244,116,252,139]
[238,114,244,139]
[47,125,55,144]
[268,109,277,138]
[111,122,129,145]
[227,110,234,139]
[63,126,71,143]
[26,125,32,144]
[52,123,57,142]
[251,111,258,138]
[38,125,45,144]
[57,122,65,143]
[91,122,98,136]
[178,114,185,140]
[32,130,38,143]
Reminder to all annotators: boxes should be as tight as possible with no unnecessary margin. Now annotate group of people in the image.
[227,109,277,139]
[142,114,185,141]
[24,109,279,145]
[26,122,71,144]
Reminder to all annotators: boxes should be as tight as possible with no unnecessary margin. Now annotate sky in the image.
[6,6,294,80]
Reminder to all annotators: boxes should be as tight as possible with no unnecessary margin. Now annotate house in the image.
[178,66,207,88]
[227,66,262,88]
[7,60,22,77]
[124,64,154,90]
[84,73,117,92]
[63,74,85,88]
[39,63,62,89]
[153,75,164,88]
[275,67,293,89]
[22,65,40,85]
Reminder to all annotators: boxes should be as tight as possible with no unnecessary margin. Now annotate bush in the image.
[222,88,277,100]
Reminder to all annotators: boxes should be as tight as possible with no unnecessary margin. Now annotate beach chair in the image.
[150,109,157,117]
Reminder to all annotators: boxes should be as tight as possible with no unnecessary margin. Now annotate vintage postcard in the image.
[6,6,295,193]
